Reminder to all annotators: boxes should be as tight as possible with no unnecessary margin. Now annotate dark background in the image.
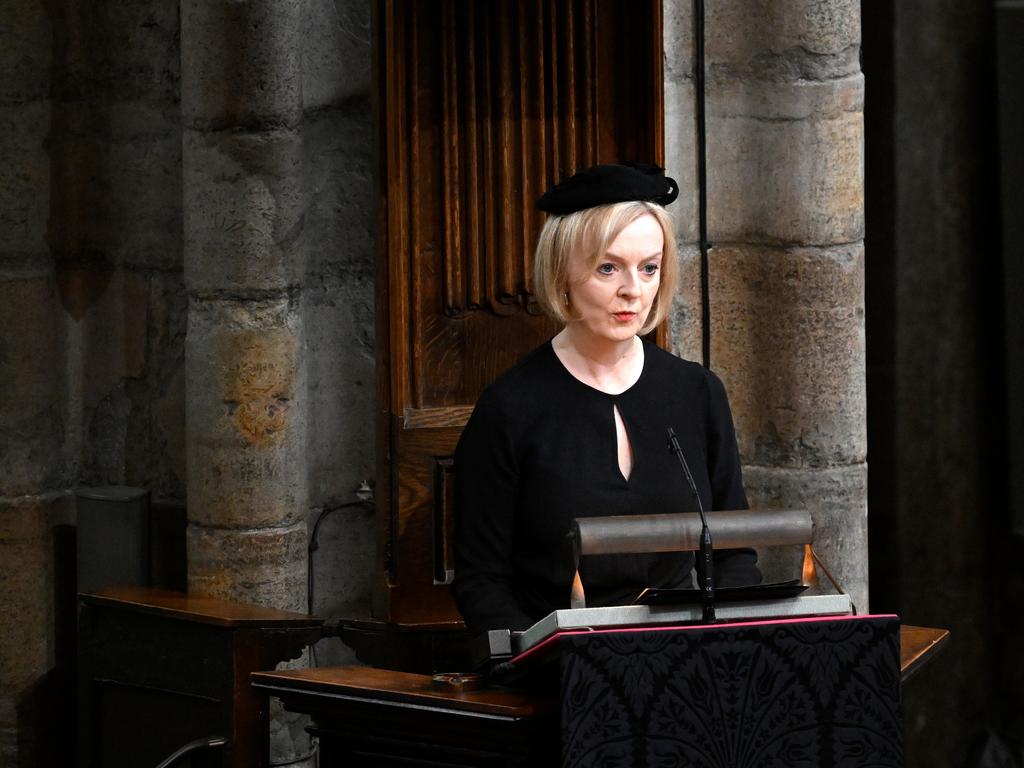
[862,1,1024,765]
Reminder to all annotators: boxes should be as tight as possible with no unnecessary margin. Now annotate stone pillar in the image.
[181,0,308,612]
[0,3,68,763]
[666,0,867,608]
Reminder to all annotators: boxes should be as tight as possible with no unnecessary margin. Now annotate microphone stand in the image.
[667,428,715,623]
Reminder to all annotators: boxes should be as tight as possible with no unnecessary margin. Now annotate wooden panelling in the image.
[375,0,664,625]
[439,0,601,318]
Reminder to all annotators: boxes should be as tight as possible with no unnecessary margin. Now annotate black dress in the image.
[452,339,760,633]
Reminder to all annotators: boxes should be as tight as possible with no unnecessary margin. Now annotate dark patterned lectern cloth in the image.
[558,616,901,768]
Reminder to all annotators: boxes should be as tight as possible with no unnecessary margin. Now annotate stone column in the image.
[666,0,867,608]
[181,0,308,611]
[0,3,69,763]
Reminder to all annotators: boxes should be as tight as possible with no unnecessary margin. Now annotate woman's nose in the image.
[618,270,642,296]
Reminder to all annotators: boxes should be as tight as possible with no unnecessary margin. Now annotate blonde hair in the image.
[532,201,678,334]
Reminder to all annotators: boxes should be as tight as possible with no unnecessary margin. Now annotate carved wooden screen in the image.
[375,0,664,626]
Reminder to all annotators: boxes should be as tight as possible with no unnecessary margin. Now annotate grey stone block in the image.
[187,522,308,612]
[186,297,307,529]
[50,0,179,104]
[304,276,374,506]
[54,100,179,143]
[301,0,372,110]
[707,108,864,245]
[181,0,303,129]
[56,268,187,498]
[301,101,374,279]
[0,495,65,692]
[56,268,148,399]
[709,243,866,467]
[744,463,868,612]
[662,0,695,85]
[0,1,51,103]
[0,252,53,283]
[48,126,183,271]
[706,0,861,81]
[0,102,51,257]
[663,78,700,245]
[669,242,703,363]
[0,278,69,496]
[60,272,135,483]
[184,128,305,293]
[710,73,864,122]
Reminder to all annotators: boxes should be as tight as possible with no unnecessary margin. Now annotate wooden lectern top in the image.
[252,665,554,718]
[900,624,950,681]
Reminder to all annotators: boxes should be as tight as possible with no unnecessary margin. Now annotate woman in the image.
[452,164,760,634]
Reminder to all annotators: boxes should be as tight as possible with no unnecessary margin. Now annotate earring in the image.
[562,291,570,306]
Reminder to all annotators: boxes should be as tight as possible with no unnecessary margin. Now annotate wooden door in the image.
[374,0,665,626]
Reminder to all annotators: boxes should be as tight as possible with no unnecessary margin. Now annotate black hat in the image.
[536,162,679,215]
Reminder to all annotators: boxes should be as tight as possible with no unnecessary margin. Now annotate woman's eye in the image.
[597,263,616,275]
[642,263,660,276]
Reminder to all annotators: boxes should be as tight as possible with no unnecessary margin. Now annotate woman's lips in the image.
[613,312,637,322]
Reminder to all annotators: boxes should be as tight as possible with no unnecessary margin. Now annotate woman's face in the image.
[566,213,664,346]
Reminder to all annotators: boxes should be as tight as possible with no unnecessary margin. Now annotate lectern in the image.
[254,612,923,768]
[254,506,947,767]
[536,614,902,767]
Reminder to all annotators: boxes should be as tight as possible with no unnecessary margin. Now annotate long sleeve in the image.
[450,390,535,633]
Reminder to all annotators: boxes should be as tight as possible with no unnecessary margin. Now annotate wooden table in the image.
[79,587,323,768]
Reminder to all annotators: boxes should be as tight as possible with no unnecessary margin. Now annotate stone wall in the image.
[3,0,186,760]
[51,0,186,498]
[665,0,868,609]
[0,0,376,762]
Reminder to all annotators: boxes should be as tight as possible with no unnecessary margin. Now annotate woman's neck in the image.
[551,327,644,394]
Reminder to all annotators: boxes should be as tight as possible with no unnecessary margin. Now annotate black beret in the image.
[536,162,679,215]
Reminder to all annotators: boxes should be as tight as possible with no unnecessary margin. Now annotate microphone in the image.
[667,428,715,623]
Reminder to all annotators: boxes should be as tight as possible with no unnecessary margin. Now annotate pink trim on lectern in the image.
[510,613,900,666]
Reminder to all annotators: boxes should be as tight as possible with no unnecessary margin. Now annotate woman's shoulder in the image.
[472,342,560,416]
[493,341,557,383]
[640,341,736,411]
[642,340,714,387]
[456,342,564,459]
